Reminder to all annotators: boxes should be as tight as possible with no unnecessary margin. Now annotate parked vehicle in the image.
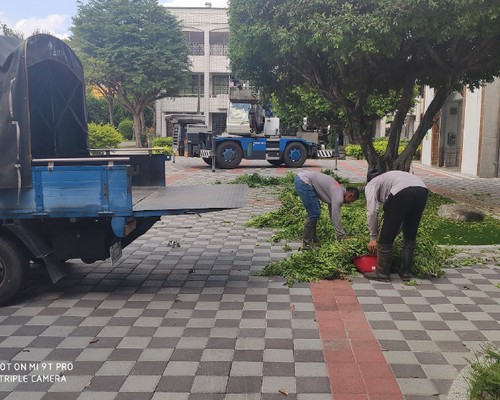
[168,82,320,169]
[0,34,246,305]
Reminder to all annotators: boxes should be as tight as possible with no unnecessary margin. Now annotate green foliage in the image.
[244,172,450,286]
[85,92,132,126]
[345,143,365,159]
[71,0,190,147]
[261,238,363,285]
[231,173,285,188]
[117,119,134,140]
[345,138,421,160]
[151,137,173,155]
[1,23,23,39]
[467,344,500,400]
[87,123,123,149]
[228,0,500,169]
[271,85,340,130]
[86,93,111,124]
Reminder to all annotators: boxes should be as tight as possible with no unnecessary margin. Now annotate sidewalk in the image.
[0,157,497,400]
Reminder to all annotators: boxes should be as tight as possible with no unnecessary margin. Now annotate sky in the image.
[0,0,229,39]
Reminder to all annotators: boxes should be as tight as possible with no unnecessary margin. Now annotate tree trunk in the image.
[133,112,143,148]
[150,105,156,137]
[108,97,115,126]
[383,77,416,171]
[350,113,380,171]
[107,96,114,126]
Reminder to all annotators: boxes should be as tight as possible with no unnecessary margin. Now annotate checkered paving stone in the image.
[0,159,331,400]
[1,157,499,400]
[351,254,500,400]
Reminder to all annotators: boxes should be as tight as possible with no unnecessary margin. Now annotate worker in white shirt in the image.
[364,169,428,281]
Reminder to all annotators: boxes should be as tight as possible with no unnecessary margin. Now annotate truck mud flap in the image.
[5,223,66,283]
[132,184,247,216]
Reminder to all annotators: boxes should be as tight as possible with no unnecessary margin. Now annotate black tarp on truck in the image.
[0,33,88,190]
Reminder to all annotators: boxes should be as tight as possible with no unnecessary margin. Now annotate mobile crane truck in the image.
[0,34,246,306]
[168,82,320,169]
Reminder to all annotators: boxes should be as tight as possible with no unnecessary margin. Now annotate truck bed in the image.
[132,184,247,216]
[0,163,247,219]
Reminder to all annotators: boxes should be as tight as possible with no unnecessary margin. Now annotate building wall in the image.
[477,78,500,178]
[417,87,435,166]
[155,6,229,137]
[418,79,500,177]
[461,87,482,175]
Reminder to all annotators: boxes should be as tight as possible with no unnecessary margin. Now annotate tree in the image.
[271,85,339,131]
[71,0,190,147]
[82,57,120,126]
[1,23,23,39]
[85,89,132,126]
[228,0,500,171]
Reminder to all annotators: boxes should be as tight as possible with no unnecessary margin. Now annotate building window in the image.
[212,75,229,96]
[179,74,204,96]
[184,31,204,56]
[209,31,228,56]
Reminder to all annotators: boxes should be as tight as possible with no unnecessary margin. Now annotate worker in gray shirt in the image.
[294,171,359,249]
[364,169,428,282]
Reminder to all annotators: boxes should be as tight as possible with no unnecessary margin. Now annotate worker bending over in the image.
[294,171,359,249]
[364,169,428,282]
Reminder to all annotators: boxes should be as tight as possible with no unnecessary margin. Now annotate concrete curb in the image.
[448,364,471,400]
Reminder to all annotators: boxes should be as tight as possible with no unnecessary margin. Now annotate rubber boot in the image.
[364,243,393,282]
[399,239,416,281]
[302,218,317,250]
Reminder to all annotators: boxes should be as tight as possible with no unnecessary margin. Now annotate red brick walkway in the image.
[311,280,403,400]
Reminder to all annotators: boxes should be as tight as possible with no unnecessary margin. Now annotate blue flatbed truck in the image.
[0,34,246,305]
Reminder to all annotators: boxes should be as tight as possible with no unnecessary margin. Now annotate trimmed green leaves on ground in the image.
[232,171,499,286]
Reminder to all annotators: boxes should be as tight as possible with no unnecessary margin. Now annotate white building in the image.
[155,4,230,137]
[417,78,500,178]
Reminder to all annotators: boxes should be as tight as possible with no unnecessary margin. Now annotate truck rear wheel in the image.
[216,142,242,169]
[283,142,307,167]
[0,237,29,306]
[202,157,213,166]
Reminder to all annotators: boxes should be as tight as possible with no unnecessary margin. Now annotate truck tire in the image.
[283,142,307,168]
[267,160,283,166]
[216,142,243,169]
[0,237,29,306]
[202,157,212,166]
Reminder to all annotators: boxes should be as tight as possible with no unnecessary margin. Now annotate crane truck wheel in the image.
[283,142,307,168]
[0,236,29,306]
[202,157,212,166]
[215,142,243,169]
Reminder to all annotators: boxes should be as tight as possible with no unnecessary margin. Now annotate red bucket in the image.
[353,254,377,273]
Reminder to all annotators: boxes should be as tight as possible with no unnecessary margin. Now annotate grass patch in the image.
[423,194,500,245]
[467,344,500,400]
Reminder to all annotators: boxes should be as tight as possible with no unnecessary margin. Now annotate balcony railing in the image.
[188,42,204,56]
[210,43,228,56]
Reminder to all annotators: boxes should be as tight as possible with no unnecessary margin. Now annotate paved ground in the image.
[0,157,499,400]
